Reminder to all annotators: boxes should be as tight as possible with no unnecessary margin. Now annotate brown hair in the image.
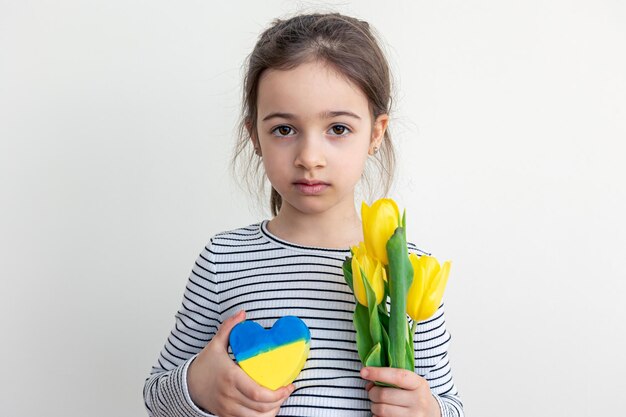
[231,12,396,216]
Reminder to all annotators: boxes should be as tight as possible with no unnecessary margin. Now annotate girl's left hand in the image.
[361,367,442,417]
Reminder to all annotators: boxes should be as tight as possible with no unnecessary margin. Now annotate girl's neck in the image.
[267,205,364,250]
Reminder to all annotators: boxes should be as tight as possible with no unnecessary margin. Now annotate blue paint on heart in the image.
[229,316,310,362]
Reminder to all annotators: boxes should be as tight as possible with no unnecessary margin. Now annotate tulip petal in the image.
[416,295,439,321]
[372,261,385,305]
[421,260,451,320]
[414,255,440,320]
[407,253,426,322]
[420,256,441,283]
[352,258,367,306]
[361,199,400,265]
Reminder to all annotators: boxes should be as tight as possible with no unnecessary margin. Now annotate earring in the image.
[254,147,262,157]
[372,146,379,155]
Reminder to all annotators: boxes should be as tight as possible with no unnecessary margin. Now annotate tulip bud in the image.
[361,199,400,265]
[406,254,451,322]
[351,242,386,306]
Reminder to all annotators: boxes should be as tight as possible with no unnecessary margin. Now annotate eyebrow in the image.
[261,110,362,122]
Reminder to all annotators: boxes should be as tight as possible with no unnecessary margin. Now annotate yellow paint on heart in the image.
[238,340,309,390]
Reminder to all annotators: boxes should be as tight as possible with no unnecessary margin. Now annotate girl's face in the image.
[254,60,388,219]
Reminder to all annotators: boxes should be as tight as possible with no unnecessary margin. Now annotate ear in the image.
[369,113,389,155]
[246,119,261,156]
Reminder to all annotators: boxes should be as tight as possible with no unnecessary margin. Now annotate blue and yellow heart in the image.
[229,315,310,390]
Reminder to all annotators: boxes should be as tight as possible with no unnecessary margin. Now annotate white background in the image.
[1,1,625,416]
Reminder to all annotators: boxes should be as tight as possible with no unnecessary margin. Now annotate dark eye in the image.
[272,125,295,137]
[329,124,350,136]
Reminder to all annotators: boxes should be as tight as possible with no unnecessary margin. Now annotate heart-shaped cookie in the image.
[229,316,310,390]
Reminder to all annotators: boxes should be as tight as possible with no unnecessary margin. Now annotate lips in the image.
[293,179,329,195]
[294,179,329,186]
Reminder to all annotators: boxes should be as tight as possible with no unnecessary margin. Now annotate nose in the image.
[294,134,326,170]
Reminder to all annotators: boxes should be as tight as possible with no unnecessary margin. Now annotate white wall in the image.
[1,1,624,416]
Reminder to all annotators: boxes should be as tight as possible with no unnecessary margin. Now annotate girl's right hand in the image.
[187,310,295,417]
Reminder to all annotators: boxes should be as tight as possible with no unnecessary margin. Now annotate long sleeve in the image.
[143,239,221,417]
[413,302,464,417]
[143,223,465,416]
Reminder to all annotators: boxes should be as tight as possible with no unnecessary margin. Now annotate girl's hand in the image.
[187,310,295,417]
[361,367,441,417]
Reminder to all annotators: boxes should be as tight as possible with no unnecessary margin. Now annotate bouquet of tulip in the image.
[343,198,451,376]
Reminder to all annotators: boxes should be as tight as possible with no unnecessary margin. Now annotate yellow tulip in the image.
[351,242,386,306]
[361,199,400,265]
[406,253,451,322]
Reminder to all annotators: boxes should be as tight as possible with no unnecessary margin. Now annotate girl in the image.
[144,12,464,417]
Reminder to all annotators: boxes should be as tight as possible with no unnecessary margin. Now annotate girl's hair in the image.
[231,12,396,216]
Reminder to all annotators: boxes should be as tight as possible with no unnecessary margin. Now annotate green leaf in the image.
[342,256,353,292]
[405,327,415,372]
[377,303,390,331]
[353,303,373,364]
[386,227,414,369]
[377,303,390,368]
[382,265,390,306]
[364,343,382,368]
[362,269,382,346]
[381,322,391,367]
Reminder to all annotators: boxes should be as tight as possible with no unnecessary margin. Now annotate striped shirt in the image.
[143,220,464,417]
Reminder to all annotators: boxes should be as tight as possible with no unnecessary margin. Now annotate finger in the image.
[211,310,246,350]
[368,385,414,408]
[360,367,422,390]
[235,382,293,413]
[235,389,291,414]
[371,402,405,417]
[235,374,294,404]
[227,402,271,417]
[260,405,284,417]
[365,381,374,392]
